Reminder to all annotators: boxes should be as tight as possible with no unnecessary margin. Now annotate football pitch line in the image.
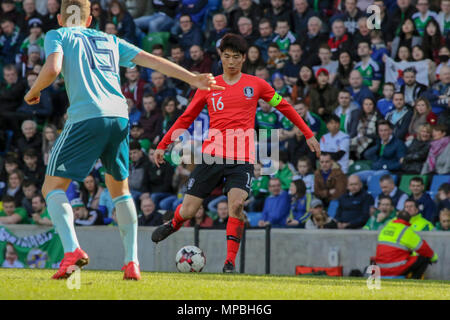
[1,269,449,300]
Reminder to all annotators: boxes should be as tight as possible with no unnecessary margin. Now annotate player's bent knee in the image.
[230,199,244,215]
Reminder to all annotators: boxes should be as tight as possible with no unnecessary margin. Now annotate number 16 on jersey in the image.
[211,96,224,112]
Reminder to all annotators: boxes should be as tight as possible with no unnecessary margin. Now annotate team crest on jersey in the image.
[243,86,254,98]
[187,178,195,190]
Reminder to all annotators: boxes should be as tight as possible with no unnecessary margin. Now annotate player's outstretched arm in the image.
[24,52,63,105]
[132,51,224,91]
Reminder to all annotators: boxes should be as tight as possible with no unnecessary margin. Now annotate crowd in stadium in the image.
[0,0,449,233]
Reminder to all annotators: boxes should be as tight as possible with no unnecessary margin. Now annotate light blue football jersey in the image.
[44,27,142,124]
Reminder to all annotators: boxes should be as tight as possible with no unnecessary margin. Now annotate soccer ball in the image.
[175,245,206,272]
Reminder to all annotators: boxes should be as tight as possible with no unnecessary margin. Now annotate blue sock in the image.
[113,194,138,265]
[46,190,80,253]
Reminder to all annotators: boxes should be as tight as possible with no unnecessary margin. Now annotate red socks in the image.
[171,204,186,231]
[226,217,245,266]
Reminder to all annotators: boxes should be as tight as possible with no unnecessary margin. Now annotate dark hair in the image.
[268,42,281,50]
[357,40,371,49]
[384,82,395,90]
[258,18,272,27]
[404,199,418,208]
[22,179,37,188]
[297,156,312,172]
[393,91,404,97]
[23,148,38,158]
[397,210,411,222]
[377,119,393,130]
[80,174,99,208]
[219,33,248,55]
[339,89,351,96]
[403,66,417,75]
[171,44,183,51]
[438,182,450,193]
[422,18,443,60]
[32,193,45,203]
[291,179,306,200]
[129,140,142,151]
[142,92,155,100]
[152,43,164,52]
[1,195,15,204]
[410,177,424,185]
[378,194,393,205]
[379,174,394,184]
[276,18,290,26]
[325,114,340,124]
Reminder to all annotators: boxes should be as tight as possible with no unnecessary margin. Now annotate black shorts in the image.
[185,162,254,199]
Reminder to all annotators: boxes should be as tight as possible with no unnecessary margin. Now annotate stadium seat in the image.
[141,31,170,55]
[246,212,263,227]
[348,160,372,175]
[429,175,450,199]
[399,175,430,195]
[367,174,398,197]
[327,200,339,218]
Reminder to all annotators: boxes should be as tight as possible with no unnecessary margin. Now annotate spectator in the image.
[334,89,359,137]
[332,175,373,229]
[161,97,183,135]
[213,200,229,228]
[133,0,179,35]
[0,65,28,132]
[149,71,178,108]
[147,148,175,210]
[346,69,374,108]
[313,44,339,85]
[14,120,43,161]
[291,0,318,38]
[386,0,417,44]
[254,18,275,62]
[126,93,141,125]
[128,141,151,202]
[408,177,437,223]
[373,174,409,214]
[390,17,422,60]
[89,1,106,31]
[421,123,450,174]
[313,153,347,206]
[385,91,414,141]
[0,195,28,224]
[304,198,331,229]
[20,0,43,33]
[80,174,104,210]
[355,41,382,93]
[309,68,339,116]
[104,21,118,35]
[138,197,164,226]
[422,19,445,64]
[265,0,291,28]
[435,183,450,222]
[6,169,25,207]
[350,97,381,159]
[231,0,263,33]
[22,148,44,185]
[334,50,354,90]
[291,99,326,140]
[16,71,53,125]
[176,14,204,53]
[412,0,438,36]
[0,155,20,186]
[299,16,328,66]
[246,162,269,212]
[363,120,407,172]
[0,18,24,66]
[328,19,353,61]
[331,0,364,35]
[0,0,24,25]
[1,243,24,268]
[363,195,396,230]
[352,17,371,49]
[370,30,389,67]
[404,199,435,231]
[286,123,316,175]
[374,209,437,279]
[107,0,137,44]
[184,204,214,227]
[30,193,52,226]
[406,97,437,142]
[291,65,317,107]
[285,178,310,228]
[411,45,437,85]
[293,156,315,194]
[20,179,37,215]
[281,43,305,86]
[273,19,296,54]
[242,45,265,75]
[259,177,290,227]
[20,18,45,59]
[423,65,450,115]
[400,68,428,107]
[273,151,295,191]
[122,67,150,111]
[130,122,151,154]
[437,0,450,36]
[401,124,432,173]
[188,45,212,74]
[435,208,450,231]
[71,198,104,226]
[377,82,396,117]
[266,42,288,72]
[139,93,163,145]
[41,124,58,166]
[205,13,229,57]
[170,44,189,70]
[320,114,350,174]
[176,0,209,26]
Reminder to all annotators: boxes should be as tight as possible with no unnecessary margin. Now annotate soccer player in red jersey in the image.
[152,33,320,273]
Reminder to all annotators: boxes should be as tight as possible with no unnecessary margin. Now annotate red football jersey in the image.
[157,73,314,163]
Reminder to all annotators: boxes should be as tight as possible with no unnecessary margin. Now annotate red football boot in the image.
[122,261,141,280]
[52,248,89,280]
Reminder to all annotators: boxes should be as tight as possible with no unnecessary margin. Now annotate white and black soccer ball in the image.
[175,245,206,272]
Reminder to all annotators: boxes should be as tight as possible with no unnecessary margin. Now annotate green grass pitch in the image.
[1,268,449,300]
